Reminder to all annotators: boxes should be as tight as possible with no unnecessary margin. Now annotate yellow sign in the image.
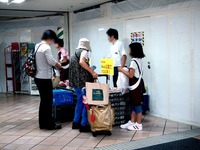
[101,58,114,75]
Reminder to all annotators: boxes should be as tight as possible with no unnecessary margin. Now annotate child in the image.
[54,38,69,84]
[118,42,145,131]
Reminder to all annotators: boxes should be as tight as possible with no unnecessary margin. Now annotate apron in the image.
[129,60,145,106]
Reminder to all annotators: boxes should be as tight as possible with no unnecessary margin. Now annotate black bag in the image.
[24,44,42,77]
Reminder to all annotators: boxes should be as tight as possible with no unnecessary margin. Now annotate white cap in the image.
[76,38,91,51]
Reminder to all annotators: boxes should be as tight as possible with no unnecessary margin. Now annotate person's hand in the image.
[118,66,123,72]
[92,71,98,79]
[55,63,62,70]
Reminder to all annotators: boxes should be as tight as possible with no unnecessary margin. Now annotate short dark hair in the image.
[129,43,145,58]
[54,38,64,47]
[106,28,118,40]
[41,30,57,41]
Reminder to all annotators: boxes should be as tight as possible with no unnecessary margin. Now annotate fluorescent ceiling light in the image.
[12,0,26,3]
[0,0,9,2]
[98,28,105,31]
[0,0,26,4]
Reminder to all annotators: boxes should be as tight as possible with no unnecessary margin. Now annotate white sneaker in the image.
[127,123,143,131]
[120,121,135,129]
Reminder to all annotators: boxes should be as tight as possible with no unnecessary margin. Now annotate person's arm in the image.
[118,67,135,78]
[44,49,62,69]
[120,42,127,67]
[121,55,127,67]
[79,52,98,78]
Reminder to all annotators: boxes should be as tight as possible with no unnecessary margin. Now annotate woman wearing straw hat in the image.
[69,38,98,132]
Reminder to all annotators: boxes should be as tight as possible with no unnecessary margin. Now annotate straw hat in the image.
[76,38,91,51]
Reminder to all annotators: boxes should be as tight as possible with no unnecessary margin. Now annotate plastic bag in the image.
[117,67,129,94]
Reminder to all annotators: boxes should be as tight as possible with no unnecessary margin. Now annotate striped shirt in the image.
[35,42,57,79]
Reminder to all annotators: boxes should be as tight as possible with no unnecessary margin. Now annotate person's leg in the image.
[73,88,84,129]
[35,78,54,128]
[35,78,46,128]
[80,88,88,126]
[79,88,90,132]
[43,79,55,127]
[81,106,88,126]
[136,113,142,124]
[127,105,143,131]
[79,105,91,132]
[120,106,136,129]
[131,111,137,123]
[113,67,119,87]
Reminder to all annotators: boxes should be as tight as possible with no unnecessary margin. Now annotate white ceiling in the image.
[0,0,110,11]
[0,0,111,20]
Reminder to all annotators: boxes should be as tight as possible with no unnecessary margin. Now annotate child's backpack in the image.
[24,44,42,77]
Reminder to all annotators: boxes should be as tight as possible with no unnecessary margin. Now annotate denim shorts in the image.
[132,105,143,114]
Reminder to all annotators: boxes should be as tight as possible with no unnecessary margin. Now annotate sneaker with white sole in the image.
[127,122,143,131]
[120,121,135,129]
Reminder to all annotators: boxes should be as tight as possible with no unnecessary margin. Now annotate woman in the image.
[69,38,98,132]
[118,42,145,131]
[54,38,69,84]
[35,30,62,130]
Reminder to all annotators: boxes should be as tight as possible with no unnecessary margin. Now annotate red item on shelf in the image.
[11,43,19,51]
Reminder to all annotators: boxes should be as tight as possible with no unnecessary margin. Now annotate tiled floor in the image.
[0,94,198,150]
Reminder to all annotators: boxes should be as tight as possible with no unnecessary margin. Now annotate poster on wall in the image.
[131,31,144,46]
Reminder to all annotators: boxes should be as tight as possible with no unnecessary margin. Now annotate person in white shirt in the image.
[106,28,127,87]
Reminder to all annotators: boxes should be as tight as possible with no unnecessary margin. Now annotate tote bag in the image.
[86,82,109,105]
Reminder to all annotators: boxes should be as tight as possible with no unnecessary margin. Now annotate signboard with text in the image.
[101,58,114,75]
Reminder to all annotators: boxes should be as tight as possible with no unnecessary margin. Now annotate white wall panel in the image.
[192,11,200,125]
[168,13,191,121]
[149,16,169,118]
[70,4,200,126]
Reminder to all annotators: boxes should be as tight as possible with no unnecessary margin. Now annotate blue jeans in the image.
[73,88,88,126]
[132,105,143,114]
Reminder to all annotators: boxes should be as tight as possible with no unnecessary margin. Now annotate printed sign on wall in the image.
[131,31,144,46]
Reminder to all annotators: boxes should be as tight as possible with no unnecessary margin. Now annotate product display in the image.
[109,92,131,126]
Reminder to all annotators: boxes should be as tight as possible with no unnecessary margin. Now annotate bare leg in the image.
[131,111,137,123]
[136,112,142,124]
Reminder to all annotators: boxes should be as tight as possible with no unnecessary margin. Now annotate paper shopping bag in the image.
[86,82,109,105]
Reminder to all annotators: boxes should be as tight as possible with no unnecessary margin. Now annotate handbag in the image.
[87,104,115,132]
[52,67,60,88]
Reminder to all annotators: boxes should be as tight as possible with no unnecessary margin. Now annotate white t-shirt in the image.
[129,58,142,78]
[80,50,89,60]
[109,40,126,67]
